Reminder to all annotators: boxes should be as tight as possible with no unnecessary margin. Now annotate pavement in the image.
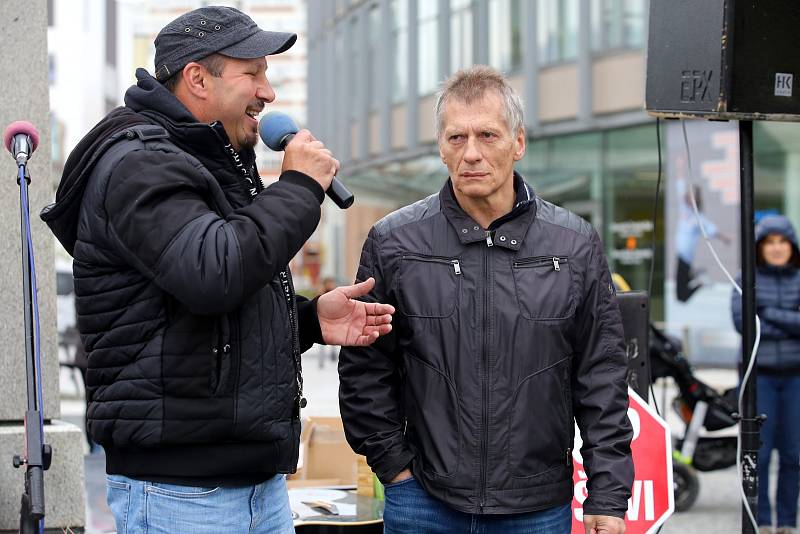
[59,348,767,533]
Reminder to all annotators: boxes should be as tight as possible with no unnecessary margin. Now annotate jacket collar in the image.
[439,171,537,251]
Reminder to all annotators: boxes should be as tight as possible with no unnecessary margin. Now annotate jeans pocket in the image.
[106,477,130,534]
[145,483,230,534]
[145,483,221,499]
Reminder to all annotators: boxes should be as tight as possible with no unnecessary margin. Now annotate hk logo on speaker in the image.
[775,73,793,97]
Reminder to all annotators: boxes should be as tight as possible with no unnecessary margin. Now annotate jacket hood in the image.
[125,68,197,123]
[40,107,151,255]
[42,69,258,256]
[756,214,799,248]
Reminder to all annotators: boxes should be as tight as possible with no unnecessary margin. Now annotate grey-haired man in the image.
[340,66,633,534]
[42,6,393,533]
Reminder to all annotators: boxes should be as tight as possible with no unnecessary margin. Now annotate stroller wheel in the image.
[673,463,700,512]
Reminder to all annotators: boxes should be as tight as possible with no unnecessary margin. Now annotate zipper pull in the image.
[485,231,494,247]
[222,344,231,356]
[452,260,462,275]
[566,449,572,467]
[553,257,561,271]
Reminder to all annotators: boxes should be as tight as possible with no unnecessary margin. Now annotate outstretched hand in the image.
[317,277,394,347]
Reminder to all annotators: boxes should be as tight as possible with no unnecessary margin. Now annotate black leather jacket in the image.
[340,176,633,517]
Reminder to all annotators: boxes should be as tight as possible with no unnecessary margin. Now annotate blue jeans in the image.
[757,374,800,528]
[106,473,294,534]
[383,477,572,534]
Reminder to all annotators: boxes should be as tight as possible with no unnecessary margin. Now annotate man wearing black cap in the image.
[41,6,394,533]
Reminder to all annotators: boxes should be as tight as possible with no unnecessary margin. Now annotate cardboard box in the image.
[287,416,358,488]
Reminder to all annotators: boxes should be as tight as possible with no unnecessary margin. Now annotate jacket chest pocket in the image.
[512,256,576,321]
[398,254,461,318]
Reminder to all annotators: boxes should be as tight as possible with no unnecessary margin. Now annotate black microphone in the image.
[259,112,354,209]
[4,121,40,167]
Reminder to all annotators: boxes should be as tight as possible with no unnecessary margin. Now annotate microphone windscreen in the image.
[4,120,40,153]
[259,112,299,151]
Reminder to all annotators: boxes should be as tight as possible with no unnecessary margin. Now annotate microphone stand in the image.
[11,159,52,534]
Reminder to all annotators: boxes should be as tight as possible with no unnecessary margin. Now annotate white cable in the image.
[681,120,760,532]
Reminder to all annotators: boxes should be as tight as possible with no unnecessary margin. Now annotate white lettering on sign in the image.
[626,480,656,521]
[776,73,793,97]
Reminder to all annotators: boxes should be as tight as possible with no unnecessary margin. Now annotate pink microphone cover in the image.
[4,121,40,153]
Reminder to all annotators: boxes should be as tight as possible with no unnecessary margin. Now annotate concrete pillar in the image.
[0,1,85,531]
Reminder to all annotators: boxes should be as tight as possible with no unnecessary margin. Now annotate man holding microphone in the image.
[41,6,393,533]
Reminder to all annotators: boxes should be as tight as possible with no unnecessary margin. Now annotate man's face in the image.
[204,56,274,151]
[438,91,525,204]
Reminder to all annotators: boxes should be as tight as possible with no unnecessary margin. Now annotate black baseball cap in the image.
[153,6,297,82]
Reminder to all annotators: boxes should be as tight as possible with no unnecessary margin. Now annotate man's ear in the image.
[180,62,209,99]
[513,128,526,161]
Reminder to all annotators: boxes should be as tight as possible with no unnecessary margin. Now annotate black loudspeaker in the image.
[617,291,650,402]
[646,0,800,121]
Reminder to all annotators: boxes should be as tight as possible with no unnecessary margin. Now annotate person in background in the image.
[732,214,800,534]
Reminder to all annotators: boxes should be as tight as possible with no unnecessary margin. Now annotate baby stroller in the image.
[649,325,739,512]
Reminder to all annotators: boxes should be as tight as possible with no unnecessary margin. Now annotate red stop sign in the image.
[571,388,674,533]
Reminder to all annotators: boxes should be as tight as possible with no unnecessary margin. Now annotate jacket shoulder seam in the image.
[373,193,441,237]
[535,198,593,239]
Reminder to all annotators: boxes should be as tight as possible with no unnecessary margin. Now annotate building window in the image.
[417,0,439,95]
[591,0,646,52]
[488,0,522,74]
[391,0,408,103]
[367,4,380,110]
[450,0,473,74]
[349,15,360,119]
[105,0,117,67]
[537,0,579,65]
[48,53,56,85]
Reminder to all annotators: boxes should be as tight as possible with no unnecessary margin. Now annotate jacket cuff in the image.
[297,296,324,352]
[375,450,416,484]
[583,493,629,519]
[279,170,325,204]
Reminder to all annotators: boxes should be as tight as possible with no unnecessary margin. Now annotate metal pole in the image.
[739,120,758,534]
[13,162,48,533]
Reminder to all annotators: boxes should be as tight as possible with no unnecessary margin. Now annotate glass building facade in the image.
[307,0,800,364]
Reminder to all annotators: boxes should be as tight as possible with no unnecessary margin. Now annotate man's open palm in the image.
[317,277,394,346]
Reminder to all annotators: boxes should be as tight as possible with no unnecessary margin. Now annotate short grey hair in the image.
[434,65,525,139]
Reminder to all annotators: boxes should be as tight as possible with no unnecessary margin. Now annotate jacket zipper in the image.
[229,315,240,428]
[479,236,491,511]
[513,256,569,271]
[402,254,462,275]
[280,270,305,415]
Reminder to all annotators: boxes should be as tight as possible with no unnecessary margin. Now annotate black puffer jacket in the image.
[340,175,633,517]
[43,69,324,481]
